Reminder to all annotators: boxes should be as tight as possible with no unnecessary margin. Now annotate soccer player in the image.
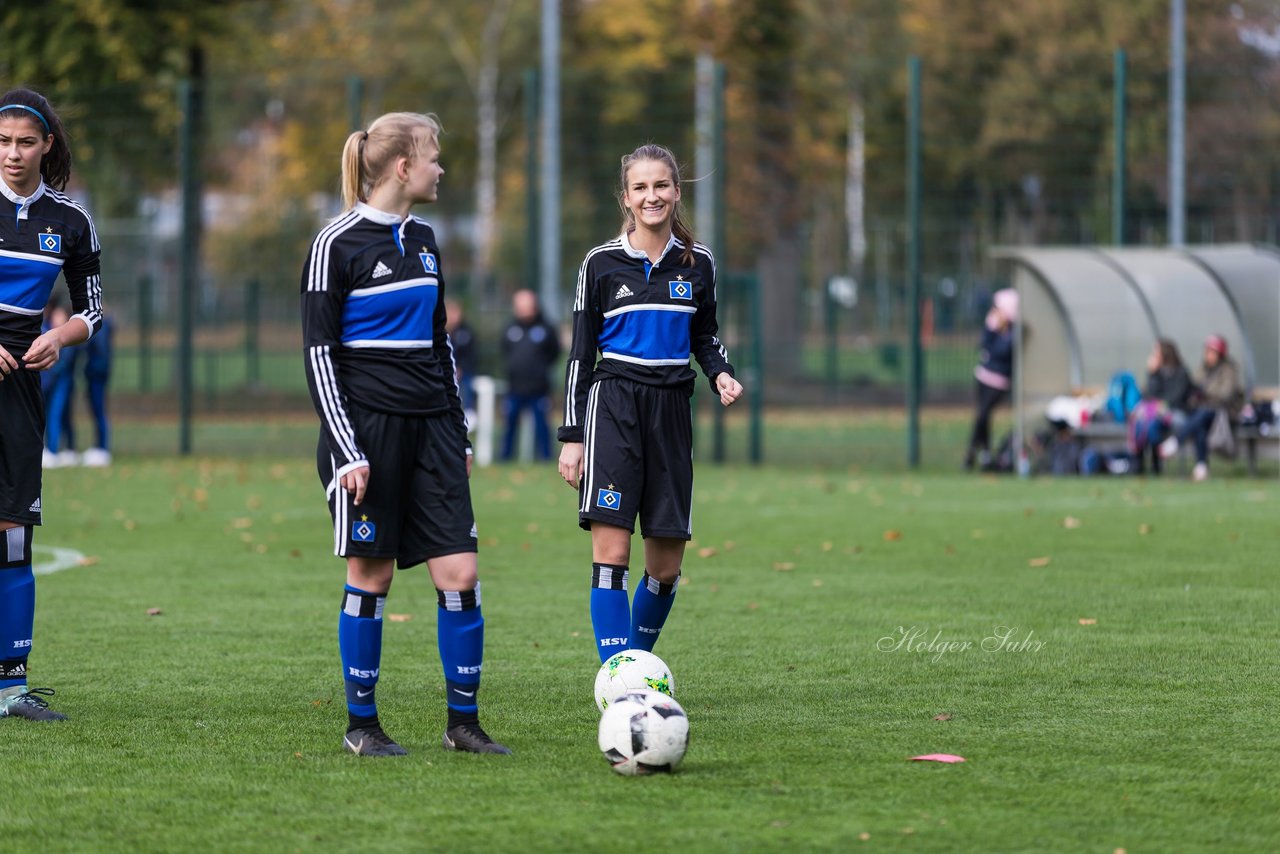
[0,89,104,722]
[557,144,743,663]
[301,112,510,757]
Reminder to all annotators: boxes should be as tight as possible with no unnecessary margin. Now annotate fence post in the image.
[1112,48,1127,246]
[347,75,364,132]
[178,76,203,456]
[825,279,839,401]
[748,273,764,465]
[906,56,923,470]
[245,278,260,388]
[138,274,152,393]
[524,68,539,300]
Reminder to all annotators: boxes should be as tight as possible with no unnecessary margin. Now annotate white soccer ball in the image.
[597,689,689,775]
[594,650,675,712]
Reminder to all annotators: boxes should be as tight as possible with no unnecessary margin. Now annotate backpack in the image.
[1106,371,1141,422]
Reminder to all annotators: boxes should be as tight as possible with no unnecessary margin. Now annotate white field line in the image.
[32,545,88,576]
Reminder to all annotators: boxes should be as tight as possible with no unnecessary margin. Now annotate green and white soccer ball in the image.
[594,650,675,712]
[597,689,689,776]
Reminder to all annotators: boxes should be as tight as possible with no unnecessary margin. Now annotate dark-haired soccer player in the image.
[557,144,743,663]
[1,88,104,722]
[302,112,509,757]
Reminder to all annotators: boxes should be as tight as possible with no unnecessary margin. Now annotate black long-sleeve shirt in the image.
[558,232,734,444]
[0,179,102,353]
[300,203,467,478]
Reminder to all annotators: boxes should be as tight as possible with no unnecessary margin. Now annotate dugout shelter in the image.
[990,244,1280,469]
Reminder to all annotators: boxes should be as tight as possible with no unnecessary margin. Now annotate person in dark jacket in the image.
[500,289,560,461]
[1131,338,1193,475]
[444,297,477,428]
[964,288,1017,471]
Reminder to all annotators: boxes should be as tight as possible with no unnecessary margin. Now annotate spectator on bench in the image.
[1160,334,1244,481]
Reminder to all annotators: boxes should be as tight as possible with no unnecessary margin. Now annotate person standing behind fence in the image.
[39,297,80,468]
[1161,334,1244,482]
[78,306,112,467]
[963,288,1017,471]
[444,297,477,429]
[500,288,560,461]
[0,88,103,722]
[301,112,509,757]
[557,143,743,663]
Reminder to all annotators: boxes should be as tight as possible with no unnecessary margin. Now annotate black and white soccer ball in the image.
[597,689,689,776]
[594,649,675,712]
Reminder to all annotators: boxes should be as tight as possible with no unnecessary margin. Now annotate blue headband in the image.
[0,104,51,134]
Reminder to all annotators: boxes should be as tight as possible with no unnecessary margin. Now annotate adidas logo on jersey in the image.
[28,497,40,513]
[615,283,634,299]
[372,261,393,279]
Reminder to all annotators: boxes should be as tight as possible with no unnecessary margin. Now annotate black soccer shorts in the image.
[578,377,693,540]
[318,405,476,568]
[0,367,44,526]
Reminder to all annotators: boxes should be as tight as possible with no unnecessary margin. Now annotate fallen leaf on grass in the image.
[933,713,952,721]
[294,752,304,760]
[387,614,412,623]
[1138,523,1153,535]
[1028,556,1051,567]
[773,562,795,572]
[1062,516,1082,529]
[697,547,717,558]
[883,529,902,541]
[77,556,99,567]
[1078,618,1097,625]
[910,754,965,763]
[146,608,162,616]
[821,541,833,552]
[858,833,871,841]
[811,579,824,588]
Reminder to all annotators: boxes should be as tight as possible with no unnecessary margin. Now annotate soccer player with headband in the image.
[0,88,104,722]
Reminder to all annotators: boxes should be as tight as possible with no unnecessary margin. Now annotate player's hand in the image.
[21,330,62,372]
[715,373,744,407]
[558,442,584,490]
[341,464,370,506]
[0,343,17,381]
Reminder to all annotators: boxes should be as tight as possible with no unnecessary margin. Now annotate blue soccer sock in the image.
[590,563,631,662]
[438,585,484,724]
[339,585,385,727]
[629,571,679,652]
[0,527,35,690]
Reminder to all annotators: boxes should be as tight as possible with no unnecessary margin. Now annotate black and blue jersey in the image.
[558,231,734,444]
[0,179,103,354]
[301,202,467,478]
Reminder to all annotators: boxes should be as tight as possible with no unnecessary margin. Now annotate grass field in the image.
[7,459,1279,851]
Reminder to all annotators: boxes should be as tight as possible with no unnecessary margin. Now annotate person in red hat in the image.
[1160,334,1244,481]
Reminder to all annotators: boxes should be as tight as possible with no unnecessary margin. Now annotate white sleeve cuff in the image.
[335,459,369,480]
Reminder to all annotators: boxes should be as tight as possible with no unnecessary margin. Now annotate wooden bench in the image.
[1071,419,1277,476]
[1238,423,1279,476]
